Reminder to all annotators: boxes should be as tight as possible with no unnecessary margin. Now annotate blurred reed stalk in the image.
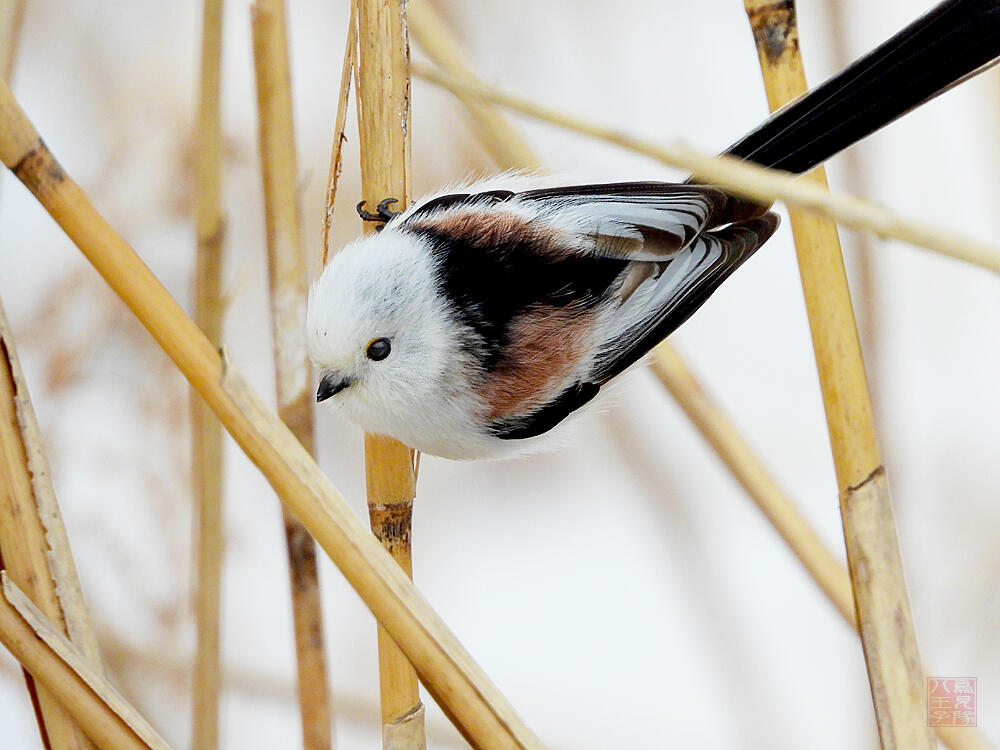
[352,1,425,746]
[250,2,333,748]
[409,10,990,748]
[742,3,931,748]
[320,0,356,268]
[0,0,26,82]
[824,0,883,424]
[0,576,173,750]
[0,297,101,750]
[411,63,1000,274]
[190,1,226,748]
[0,75,544,750]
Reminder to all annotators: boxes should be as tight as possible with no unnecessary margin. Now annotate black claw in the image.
[376,197,400,220]
[356,198,403,229]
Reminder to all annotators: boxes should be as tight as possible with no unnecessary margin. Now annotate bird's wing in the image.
[588,213,779,384]
[515,182,737,261]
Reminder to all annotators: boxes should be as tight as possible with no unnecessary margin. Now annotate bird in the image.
[307,0,1000,460]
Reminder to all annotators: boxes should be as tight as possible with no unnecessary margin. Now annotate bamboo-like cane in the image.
[0,78,544,750]
[250,3,333,748]
[320,0,357,268]
[353,1,425,747]
[191,1,226,748]
[824,0,882,411]
[411,63,1000,275]
[741,4,931,748]
[0,575,173,750]
[0,298,100,750]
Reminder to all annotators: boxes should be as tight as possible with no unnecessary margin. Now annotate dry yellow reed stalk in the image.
[251,2,333,748]
[412,63,1000,275]
[824,0,881,404]
[742,3,931,748]
[0,575,173,750]
[353,1,425,746]
[0,297,100,750]
[320,0,357,267]
[191,1,226,747]
[408,1,538,171]
[0,77,544,750]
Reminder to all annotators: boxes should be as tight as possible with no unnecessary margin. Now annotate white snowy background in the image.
[0,0,998,748]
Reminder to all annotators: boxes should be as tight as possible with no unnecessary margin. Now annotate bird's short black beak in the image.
[317,373,352,402]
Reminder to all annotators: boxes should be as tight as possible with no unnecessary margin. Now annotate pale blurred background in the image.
[0,0,998,747]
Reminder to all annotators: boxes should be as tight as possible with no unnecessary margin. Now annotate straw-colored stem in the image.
[824,0,881,409]
[0,298,100,750]
[251,3,333,748]
[354,1,425,746]
[191,1,226,748]
[0,575,173,750]
[408,1,538,171]
[0,77,544,750]
[742,4,930,748]
[0,0,27,81]
[321,0,357,267]
[412,63,1000,275]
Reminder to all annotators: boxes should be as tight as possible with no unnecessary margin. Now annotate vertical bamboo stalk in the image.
[354,1,424,746]
[824,0,882,418]
[742,4,932,748]
[0,298,100,750]
[191,1,226,748]
[250,2,333,749]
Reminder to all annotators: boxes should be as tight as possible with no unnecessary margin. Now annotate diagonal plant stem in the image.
[0,75,545,750]
[411,63,1000,275]
[251,2,333,748]
[742,3,932,748]
[0,296,101,750]
[191,1,226,748]
[353,1,425,747]
[0,575,173,750]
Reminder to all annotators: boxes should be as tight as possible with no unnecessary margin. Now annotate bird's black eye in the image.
[365,337,391,361]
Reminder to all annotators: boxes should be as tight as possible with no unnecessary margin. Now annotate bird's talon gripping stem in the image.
[357,198,402,231]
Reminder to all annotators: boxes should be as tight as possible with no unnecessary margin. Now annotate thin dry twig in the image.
[412,62,1000,275]
[320,0,357,267]
[0,297,101,750]
[354,1,424,746]
[190,1,226,747]
[0,575,173,750]
[0,76,546,750]
[250,2,333,748]
[742,4,931,748]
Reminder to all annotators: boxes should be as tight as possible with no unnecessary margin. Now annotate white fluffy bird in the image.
[307,0,1000,459]
[307,179,777,459]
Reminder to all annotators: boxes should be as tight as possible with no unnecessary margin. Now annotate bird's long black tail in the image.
[724,0,1000,173]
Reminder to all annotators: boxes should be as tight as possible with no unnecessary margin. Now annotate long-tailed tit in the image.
[308,0,1000,460]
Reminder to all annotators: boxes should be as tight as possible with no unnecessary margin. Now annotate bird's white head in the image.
[306,227,485,457]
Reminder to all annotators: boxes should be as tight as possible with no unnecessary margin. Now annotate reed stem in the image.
[353,1,424,745]
[251,2,334,747]
[191,1,226,747]
[742,3,931,747]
